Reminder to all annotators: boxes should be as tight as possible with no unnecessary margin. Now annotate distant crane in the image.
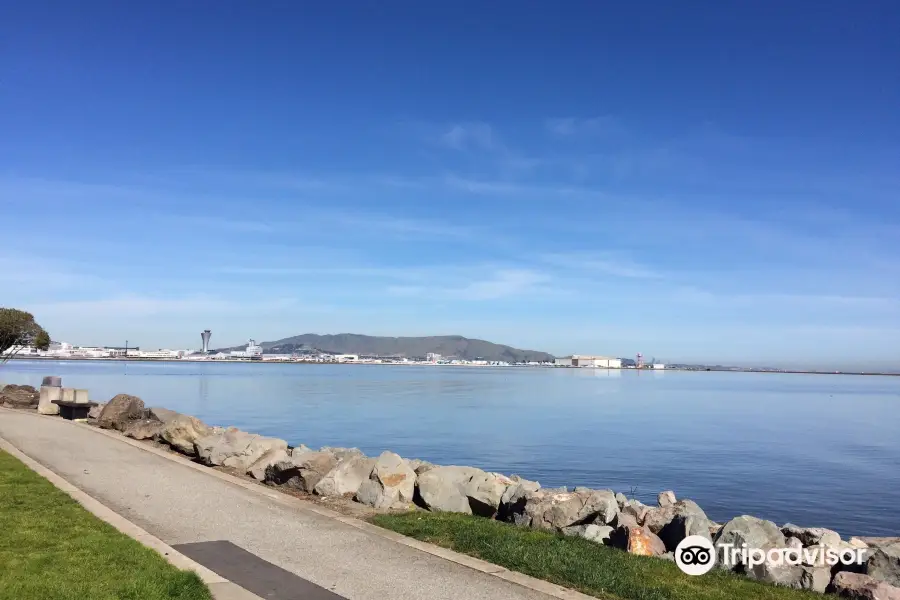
[636,352,644,369]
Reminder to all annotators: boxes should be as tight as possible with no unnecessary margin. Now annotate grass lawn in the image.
[372,512,822,600]
[0,450,211,600]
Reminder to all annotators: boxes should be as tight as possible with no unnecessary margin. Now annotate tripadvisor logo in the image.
[674,535,867,576]
[675,536,717,575]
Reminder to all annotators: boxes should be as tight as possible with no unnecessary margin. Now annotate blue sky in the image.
[2,2,899,368]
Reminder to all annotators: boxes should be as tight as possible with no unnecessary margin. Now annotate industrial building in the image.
[555,355,622,369]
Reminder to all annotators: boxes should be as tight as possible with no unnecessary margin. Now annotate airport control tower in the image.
[201,330,212,354]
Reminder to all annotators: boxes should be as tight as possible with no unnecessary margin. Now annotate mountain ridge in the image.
[218,333,556,362]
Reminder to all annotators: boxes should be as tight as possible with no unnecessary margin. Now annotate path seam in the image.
[0,426,264,600]
[2,408,594,600]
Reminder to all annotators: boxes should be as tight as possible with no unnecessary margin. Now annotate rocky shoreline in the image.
[2,383,899,599]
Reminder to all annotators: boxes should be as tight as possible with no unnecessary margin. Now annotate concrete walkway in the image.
[0,410,558,600]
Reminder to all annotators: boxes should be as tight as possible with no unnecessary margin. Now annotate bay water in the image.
[3,360,898,536]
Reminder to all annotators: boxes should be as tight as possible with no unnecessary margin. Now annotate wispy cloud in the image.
[540,253,665,280]
[545,116,626,137]
[439,122,499,151]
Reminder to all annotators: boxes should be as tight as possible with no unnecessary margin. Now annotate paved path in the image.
[0,410,553,600]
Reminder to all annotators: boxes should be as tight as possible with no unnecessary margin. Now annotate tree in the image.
[0,308,50,365]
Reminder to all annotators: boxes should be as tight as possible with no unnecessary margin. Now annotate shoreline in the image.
[5,356,899,377]
[3,386,897,597]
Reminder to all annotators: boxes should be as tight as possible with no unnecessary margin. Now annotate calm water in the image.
[3,360,899,536]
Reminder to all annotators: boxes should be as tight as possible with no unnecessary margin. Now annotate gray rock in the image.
[0,384,39,407]
[160,414,211,455]
[123,419,164,440]
[194,428,288,472]
[643,499,708,533]
[515,488,619,531]
[714,515,786,571]
[748,560,805,588]
[148,407,180,424]
[87,402,105,419]
[356,451,416,508]
[562,524,614,545]
[267,451,338,492]
[857,538,900,549]
[786,536,803,550]
[781,523,842,548]
[800,565,833,593]
[315,455,377,497]
[463,472,516,517]
[291,444,312,457]
[658,490,676,507]
[621,499,650,524]
[868,543,900,586]
[320,446,364,462]
[405,459,433,474]
[658,514,713,552]
[832,572,900,600]
[97,394,145,430]
[416,466,485,513]
[498,479,542,522]
[615,492,627,508]
[247,447,291,481]
[612,512,640,530]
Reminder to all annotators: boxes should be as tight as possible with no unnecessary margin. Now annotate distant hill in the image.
[218,333,555,362]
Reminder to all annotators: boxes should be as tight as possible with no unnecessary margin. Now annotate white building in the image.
[425,352,441,363]
[332,354,359,362]
[556,355,622,368]
[652,363,666,370]
[231,340,263,360]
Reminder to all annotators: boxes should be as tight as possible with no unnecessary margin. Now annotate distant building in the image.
[231,340,263,360]
[652,363,666,370]
[332,354,359,362]
[425,352,441,363]
[201,330,212,354]
[556,355,622,369]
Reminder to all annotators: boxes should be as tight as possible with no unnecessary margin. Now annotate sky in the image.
[1,2,899,369]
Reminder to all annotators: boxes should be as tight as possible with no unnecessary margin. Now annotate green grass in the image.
[372,512,822,600]
[0,450,211,600]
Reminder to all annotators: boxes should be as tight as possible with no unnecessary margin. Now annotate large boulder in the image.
[406,459,434,474]
[160,414,211,455]
[266,451,338,492]
[714,516,786,571]
[562,524,614,545]
[747,561,831,593]
[416,466,485,514]
[832,572,900,600]
[123,419,164,440]
[97,394,145,430]
[356,451,416,508]
[625,525,666,556]
[512,488,619,531]
[247,447,291,481]
[87,402,105,419]
[194,428,288,471]
[315,455,377,497]
[620,499,650,524]
[658,490,676,507]
[0,384,39,407]
[463,472,516,517]
[148,407,180,424]
[868,543,900,586]
[781,523,842,548]
[497,478,542,522]
[320,446,364,462]
[652,500,713,551]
